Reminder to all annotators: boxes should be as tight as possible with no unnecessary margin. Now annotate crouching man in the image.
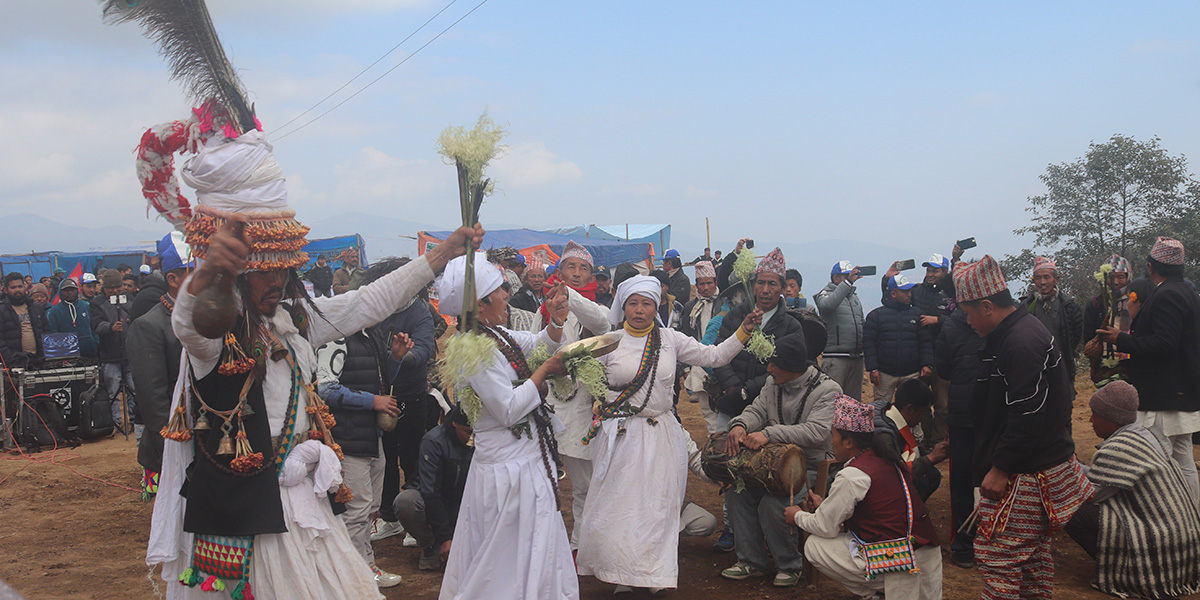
[718,332,840,588]
[394,405,474,571]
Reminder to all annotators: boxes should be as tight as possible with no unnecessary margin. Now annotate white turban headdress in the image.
[608,275,663,326]
[435,251,506,317]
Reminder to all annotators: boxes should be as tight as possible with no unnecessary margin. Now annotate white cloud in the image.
[331,147,444,209]
[490,142,583,187]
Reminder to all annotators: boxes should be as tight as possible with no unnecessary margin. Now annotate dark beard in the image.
[6,294,26,306]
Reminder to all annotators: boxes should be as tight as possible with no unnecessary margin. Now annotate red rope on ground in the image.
[0,356,140,494]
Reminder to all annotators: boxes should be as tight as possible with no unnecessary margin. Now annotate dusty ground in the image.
[0,377,1197,600]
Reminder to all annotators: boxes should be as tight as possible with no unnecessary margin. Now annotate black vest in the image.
[329,331,384,458]
[182,358,287,537]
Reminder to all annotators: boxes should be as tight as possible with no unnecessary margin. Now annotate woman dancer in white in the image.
[436,252,578,600]
[576,275,761,594]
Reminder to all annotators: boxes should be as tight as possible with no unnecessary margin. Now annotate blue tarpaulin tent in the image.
[299,235,369,271]
[542,224,671,254]
[419,229,653,268]
[0,235,368,280]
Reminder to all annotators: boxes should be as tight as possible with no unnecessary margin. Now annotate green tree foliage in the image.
[1005,135,1198,301]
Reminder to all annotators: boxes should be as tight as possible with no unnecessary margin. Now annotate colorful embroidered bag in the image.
[852,464,921,580]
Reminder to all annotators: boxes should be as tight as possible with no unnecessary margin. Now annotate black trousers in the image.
[948,424,977,554]
[379,392,429,522]
[1064,499,1100,560]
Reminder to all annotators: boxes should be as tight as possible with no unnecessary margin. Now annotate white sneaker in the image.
[370,518,405,542]
[371,565,402,588]
[403,533,419,547]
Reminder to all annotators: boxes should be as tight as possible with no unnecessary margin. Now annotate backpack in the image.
[76,381,114,439]
[19,396,79,452]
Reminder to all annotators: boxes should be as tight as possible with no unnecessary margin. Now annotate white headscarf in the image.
[435,251,505,317]
[608,274,663,326]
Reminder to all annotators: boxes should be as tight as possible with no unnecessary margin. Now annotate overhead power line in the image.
[273,0,492,141]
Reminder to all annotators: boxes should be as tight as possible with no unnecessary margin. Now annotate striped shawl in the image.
[1090,427,1200,599]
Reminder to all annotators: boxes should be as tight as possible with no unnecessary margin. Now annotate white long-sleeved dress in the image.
[575,326,744,589]
[147,256,438,600]
[438,325,579,600]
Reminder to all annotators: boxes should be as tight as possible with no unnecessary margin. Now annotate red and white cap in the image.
[561,240,593,266]
[832,394,874,433]
[954,255,1008,303]
[694,261,716,279]
[756,247,786,278]
[1150,237,1185,266]
[1032,256,1057,274]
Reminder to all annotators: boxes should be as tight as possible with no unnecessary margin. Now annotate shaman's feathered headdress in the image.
[102,0,310,271]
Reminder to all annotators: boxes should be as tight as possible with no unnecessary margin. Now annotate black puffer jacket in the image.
[933,309,983,428]
[863,297,933,376]
[713,297,802,416]
[880,277,954,347]
[327,331,386,458]
[0,299,47,364]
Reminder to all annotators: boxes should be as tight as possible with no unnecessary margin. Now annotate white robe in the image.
[439,326,579,600]
[549,287,614,462]
[576,327,744,589]
[148,256,437,600]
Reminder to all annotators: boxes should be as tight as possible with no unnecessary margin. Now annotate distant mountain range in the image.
[2,212,943,308]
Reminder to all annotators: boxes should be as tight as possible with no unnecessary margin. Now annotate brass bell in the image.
[193,414,211,431]
[269,340,288,362]
[216,433,235,456]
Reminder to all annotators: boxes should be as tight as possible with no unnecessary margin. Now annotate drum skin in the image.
[701,432,807,496]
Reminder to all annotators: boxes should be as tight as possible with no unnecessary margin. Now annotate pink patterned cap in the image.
[526,255,545,273]
[1032,256,1057,274]
[832,394,874,433]
[1150,237,1185,266]
[954,255,1008,303]
[756,247,786,278]
[694,261,716,279]
[562,240,593,267]
[1106,254,1130,274]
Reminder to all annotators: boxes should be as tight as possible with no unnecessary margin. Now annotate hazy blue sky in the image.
[2,1,1198,262]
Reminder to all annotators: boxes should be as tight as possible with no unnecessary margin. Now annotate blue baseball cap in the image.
[664,249,680,259]
[157,231,196,272]
[831,261,854,275]
[922,254,951,269]
[514,254,527,265]
[888,274,918,290]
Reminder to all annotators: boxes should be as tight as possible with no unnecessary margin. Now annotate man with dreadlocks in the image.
[136,105,483,599]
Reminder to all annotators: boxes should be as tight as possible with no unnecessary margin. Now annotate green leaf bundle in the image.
[746,329,776,362]
[732,250,757,289]
[439,332,496,387]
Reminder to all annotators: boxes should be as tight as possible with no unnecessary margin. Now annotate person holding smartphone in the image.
[815,261,867,400]
[92,269,137,435]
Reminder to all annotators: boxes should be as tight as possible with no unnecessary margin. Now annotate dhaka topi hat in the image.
[833,394,874,433]
[1089,380,1139,426]
[1032,256,1057,275]
[526,255,545,274]
[756,247,786,278]
[1107,254,1130,274]
[953,255,1007,303]
[694,261,716,279]
[1150,236,1185,266]
[562,241,594,267]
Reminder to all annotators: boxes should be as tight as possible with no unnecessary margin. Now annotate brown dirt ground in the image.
[0,376,1197,600]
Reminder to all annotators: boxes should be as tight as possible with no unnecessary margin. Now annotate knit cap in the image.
[1089,380,1139,426]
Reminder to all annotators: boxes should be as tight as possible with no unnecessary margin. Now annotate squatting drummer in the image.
[719,332,841,587]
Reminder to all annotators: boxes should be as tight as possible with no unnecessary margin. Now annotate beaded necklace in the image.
[582,325,661,445]
[480,326,564,509]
